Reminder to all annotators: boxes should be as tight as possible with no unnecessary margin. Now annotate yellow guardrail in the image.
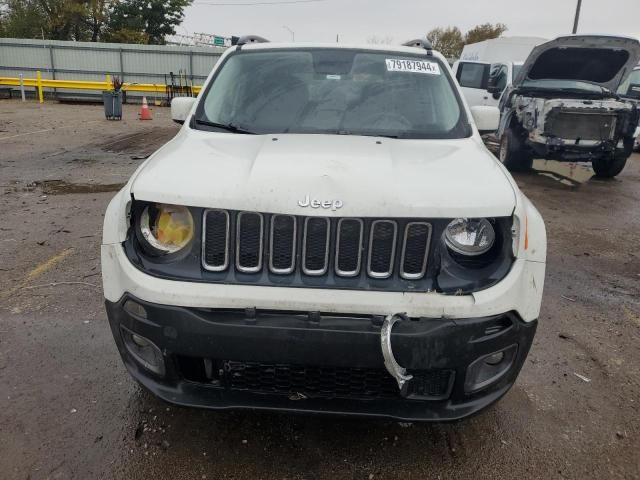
[0,71,201,103]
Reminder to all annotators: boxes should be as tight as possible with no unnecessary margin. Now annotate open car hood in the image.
[513,35,640,93]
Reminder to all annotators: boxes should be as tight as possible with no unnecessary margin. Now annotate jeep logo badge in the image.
[298,195,343,211]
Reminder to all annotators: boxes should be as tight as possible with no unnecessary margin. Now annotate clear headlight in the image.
[444,218,495,256]
[139,204,194,254]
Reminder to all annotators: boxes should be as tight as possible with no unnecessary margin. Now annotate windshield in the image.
[194,48,470,139]
[512,64,522,81]
[618,68,640,97]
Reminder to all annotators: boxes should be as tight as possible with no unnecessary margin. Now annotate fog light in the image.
[131,333,149,347]
[484,351,504,366]
[123,300,147,319]
[464,344,517,393]
[120,326,165,376]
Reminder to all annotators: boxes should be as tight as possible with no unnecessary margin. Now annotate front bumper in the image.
[106,295,537,421]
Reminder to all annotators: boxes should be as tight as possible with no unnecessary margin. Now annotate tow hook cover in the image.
[381,313,413,395]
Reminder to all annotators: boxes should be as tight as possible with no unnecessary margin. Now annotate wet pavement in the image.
[1,99,639,479]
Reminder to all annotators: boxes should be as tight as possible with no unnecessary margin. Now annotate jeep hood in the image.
[513,35,640,92]
[131,129,516,218]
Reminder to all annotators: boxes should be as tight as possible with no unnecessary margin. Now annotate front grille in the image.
[202,210,433,284]
[176,358,454,401]
[545,111,618,140]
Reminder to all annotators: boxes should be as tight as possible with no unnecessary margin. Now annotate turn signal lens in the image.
[444,218,495,256]
[140,204,194,254]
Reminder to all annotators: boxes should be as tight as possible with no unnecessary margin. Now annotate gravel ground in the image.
[1,99,639,480]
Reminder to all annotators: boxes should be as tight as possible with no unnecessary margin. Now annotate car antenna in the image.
[402,38,433,55]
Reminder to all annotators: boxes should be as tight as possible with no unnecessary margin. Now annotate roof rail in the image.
[402,38,433,53]
[236,35,270,47]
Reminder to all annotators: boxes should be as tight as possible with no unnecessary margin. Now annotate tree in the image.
[426,23,508,58]
[84,0,112,42]
[464,23,508,45]
[107,0,192,45]
[37,0,89,40]
[426,26,464,58]
[0,0,108,41]
[0,0,191,44]
[0,0,48,39]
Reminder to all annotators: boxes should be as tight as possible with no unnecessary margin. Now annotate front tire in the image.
[499,128,533,172]
[592,154,628,178]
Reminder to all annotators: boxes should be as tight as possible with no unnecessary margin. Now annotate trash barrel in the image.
[103,91,123,120]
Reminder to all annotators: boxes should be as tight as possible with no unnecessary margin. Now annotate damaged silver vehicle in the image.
[497,35,640,177]
[619,65,640,152]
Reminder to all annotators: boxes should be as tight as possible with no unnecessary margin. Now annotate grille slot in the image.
[269,215,296,274]
[236,212,264,273]
[202,209,230,271]
[335,218,363,277]
[400,222,432,280]
[302,217,330,276]
[368,220,397,279]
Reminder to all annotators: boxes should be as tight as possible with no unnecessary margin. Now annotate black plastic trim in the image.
[106,295,537,421]
[124,202,515,294]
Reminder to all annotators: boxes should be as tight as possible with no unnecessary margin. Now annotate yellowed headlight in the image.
[140,204,194,254]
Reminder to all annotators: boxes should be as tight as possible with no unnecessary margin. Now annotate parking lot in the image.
[1,99,639,479]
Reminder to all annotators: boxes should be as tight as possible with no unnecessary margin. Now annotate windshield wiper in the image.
[193,118,256,134]
[336,130,400,139]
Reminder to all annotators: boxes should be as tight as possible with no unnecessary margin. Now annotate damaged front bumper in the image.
[106,295,537,422]
[512,95,638,160]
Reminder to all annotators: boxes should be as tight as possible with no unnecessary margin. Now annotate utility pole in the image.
[283,25,295,42]
[572,0,582,34]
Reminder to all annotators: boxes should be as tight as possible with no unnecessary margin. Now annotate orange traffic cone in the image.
[139,96,152,120]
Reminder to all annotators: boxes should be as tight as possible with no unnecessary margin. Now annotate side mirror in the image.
[486,64,505,94]
[486,84,502,95]
[470,105,500,132]
[171,97,196,124]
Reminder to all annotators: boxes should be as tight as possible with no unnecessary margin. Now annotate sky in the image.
[181,0,640,44]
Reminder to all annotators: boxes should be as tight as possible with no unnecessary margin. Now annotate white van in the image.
[452,60,522,108]
[453,37,546,110]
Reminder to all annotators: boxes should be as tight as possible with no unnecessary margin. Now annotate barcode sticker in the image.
[385,59,441,75]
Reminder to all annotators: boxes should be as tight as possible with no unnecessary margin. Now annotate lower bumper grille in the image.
[226,361,400,399]
[177,357,454,401]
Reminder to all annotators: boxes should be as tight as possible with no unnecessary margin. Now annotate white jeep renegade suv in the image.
[101,37,546,421]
